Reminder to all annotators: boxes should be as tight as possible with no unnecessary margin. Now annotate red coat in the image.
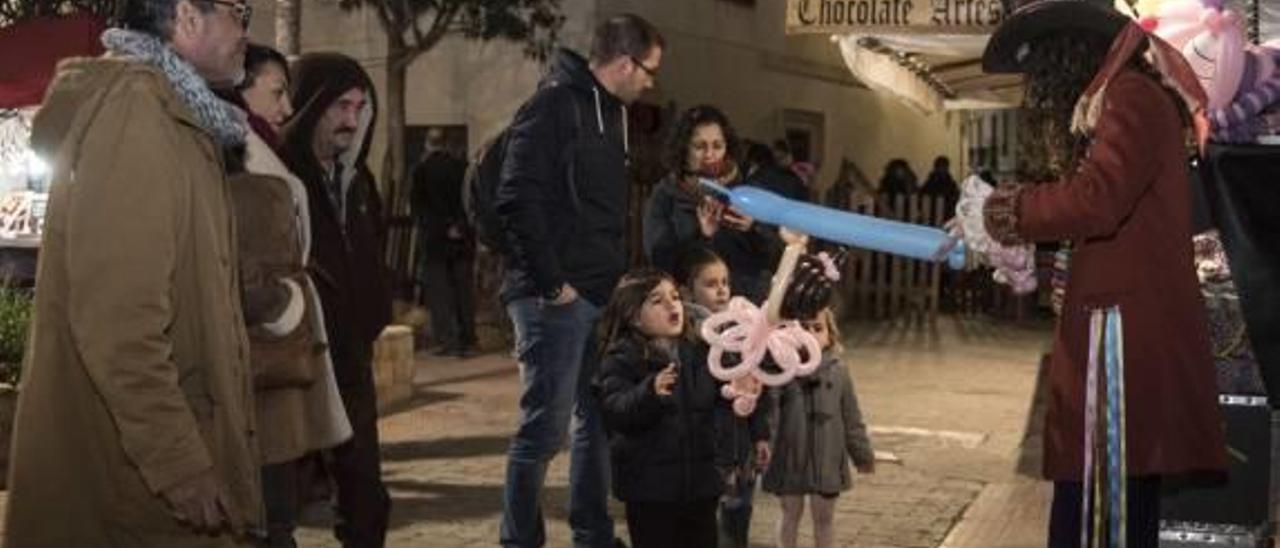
[987,68,1227,481]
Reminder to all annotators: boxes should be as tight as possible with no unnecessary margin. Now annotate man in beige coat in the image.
[4,1,261,546]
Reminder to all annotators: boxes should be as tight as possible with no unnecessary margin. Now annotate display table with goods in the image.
[0,14,109,488]
[1158,144,1280,548]
[0,108,46,286]
[0,13,107,281]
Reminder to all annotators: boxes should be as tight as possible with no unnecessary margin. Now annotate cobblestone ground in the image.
[293,315,1052,547]
[0,315,1050,547]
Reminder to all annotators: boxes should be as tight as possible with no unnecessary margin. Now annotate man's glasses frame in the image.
[203,0,253,29]
[629,55,657,78]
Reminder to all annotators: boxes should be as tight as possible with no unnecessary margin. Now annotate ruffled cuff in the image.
[983,183,1026,245]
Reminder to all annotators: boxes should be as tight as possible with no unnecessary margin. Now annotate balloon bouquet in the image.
[695,179,1033,416]
[1139,0,1280,143]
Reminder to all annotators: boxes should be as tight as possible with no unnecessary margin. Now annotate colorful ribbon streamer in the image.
[1082,307,1127,548]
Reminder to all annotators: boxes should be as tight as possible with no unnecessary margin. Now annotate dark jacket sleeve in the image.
[987,74,1167,244]
[745,222,784,269]
[748,386,772,442]
[357,170,393,341]
[643,184,707,274]
[421,163,450,241]
[597,357,667,434]
[767,385,784,441]
[362,168,389,247]
[410,162,430,225]
[838,366,875,467]
[735,177,786,268]
[496,87,572,295]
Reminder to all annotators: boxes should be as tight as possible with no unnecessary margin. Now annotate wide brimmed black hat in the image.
[982,0,1131,74]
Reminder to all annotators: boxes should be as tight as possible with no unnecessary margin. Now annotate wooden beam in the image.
[948,75,1023,93]
[931,58,984,74]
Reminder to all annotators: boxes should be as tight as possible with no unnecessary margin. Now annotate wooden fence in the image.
[834,194,1042,323]
[391,188,1044,336]
[837,194,945,322]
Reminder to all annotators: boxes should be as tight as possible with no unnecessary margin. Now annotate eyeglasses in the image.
[629,55,658,79]
[203,0,252,29]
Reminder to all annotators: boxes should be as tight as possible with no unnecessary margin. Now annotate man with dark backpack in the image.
[466,103,583,255]
[464,133,513,254]
[494,14,664,548]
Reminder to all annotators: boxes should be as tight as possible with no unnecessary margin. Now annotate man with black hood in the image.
[495,13,664,548]
[279,52,392,547]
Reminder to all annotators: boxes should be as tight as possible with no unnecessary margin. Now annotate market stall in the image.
[0,13,105,282]
[787,0,1276,113]
[786,0,1016,113]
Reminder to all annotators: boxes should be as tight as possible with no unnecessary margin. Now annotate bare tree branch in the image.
[388,3,461,71]
[403,0,427,48]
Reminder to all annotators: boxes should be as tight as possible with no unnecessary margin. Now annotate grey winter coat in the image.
[763,352,874,495]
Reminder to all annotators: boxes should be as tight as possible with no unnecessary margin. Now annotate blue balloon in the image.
[702,180,966,270]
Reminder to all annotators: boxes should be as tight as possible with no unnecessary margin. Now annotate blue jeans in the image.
[500,297,615,548]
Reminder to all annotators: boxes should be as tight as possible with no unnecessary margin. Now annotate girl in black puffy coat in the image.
[594,268,722,548]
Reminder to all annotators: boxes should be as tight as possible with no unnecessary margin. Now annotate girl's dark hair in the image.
[599,268,695,358]
[236,43,289,93]
[778,250,844,320]
[663,104,742,176]
[673,245,725,289]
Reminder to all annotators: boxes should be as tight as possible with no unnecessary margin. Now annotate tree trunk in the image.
[275,0,301,56]
[380,50,412,295]
[383,53,408,217]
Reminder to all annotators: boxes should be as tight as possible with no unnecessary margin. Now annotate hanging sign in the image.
[786,0,1006,34]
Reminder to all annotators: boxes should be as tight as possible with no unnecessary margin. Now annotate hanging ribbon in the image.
[1105,307,1128,548]
[1081,306,1128,548]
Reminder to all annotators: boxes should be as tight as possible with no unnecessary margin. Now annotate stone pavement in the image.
[292,314,1055,547]
[0,315,1053,547]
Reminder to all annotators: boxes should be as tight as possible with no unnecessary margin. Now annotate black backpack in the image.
[463,85,585,254]
[462,132,513,253]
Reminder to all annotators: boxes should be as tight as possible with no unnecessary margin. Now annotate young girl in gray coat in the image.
[763,306,875,548]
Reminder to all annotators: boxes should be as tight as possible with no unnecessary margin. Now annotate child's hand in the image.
[654,364,678,396]
[754,441,772,471]
[856,461,876,475]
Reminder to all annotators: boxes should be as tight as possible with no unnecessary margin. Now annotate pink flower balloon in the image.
[701,297,823,391]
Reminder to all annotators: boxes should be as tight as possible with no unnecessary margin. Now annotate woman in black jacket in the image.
[595,268,723,548]
[642,105,782,303]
